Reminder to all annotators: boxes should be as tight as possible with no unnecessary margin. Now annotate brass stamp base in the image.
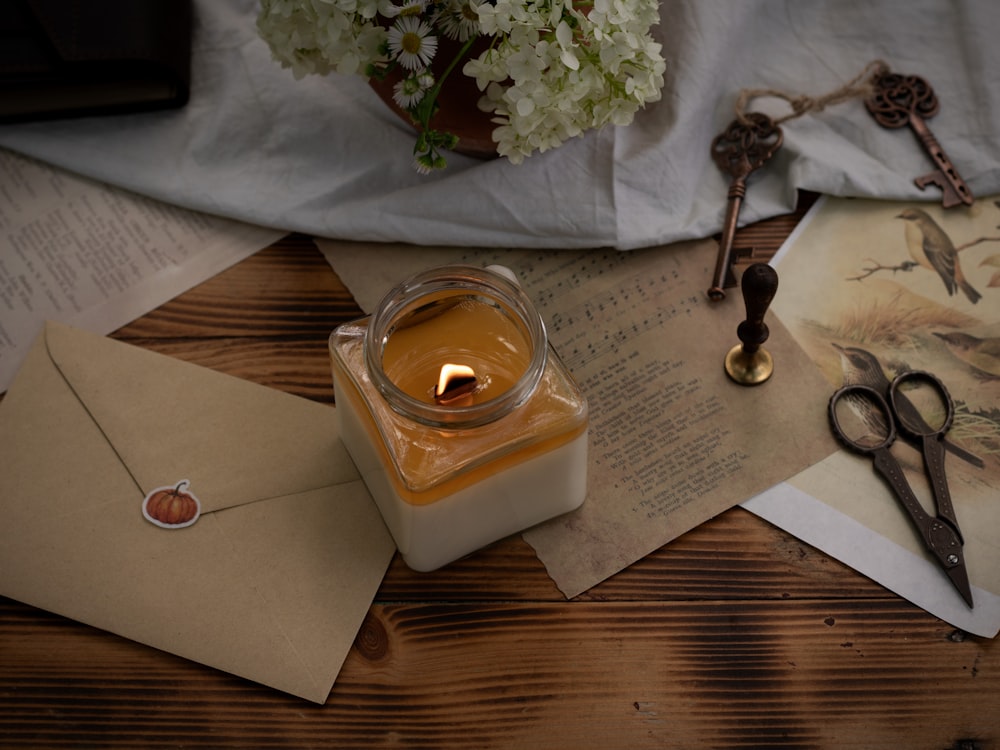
[725,345,773,386]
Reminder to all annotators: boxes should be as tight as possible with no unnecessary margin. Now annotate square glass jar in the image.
[329,265,588,571]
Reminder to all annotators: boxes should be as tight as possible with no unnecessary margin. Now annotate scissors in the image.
[828,369,973,608]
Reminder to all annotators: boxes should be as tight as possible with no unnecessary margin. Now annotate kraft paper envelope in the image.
[0,321,395,703]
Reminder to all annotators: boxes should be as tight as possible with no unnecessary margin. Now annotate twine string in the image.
[734,59,890,125]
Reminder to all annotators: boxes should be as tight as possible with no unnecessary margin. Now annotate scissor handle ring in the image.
[828,384,896,454]
[888,369,954,438]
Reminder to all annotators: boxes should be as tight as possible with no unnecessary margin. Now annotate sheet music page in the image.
[319,237,837,597]
[0,149,284,392]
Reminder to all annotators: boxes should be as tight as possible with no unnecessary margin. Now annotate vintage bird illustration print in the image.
[980,254,1000,288]
[896,208,981,303]
[832,343,983,468]
[934,331,1000,378]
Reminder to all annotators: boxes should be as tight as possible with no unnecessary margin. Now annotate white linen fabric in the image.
[1,0,998,250]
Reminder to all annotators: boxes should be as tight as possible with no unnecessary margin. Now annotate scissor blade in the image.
[921,434,965,546]
[945,561,974,609]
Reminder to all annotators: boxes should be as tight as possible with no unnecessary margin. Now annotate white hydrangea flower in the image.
[257,0,665,171]
[257,0,388,76]
[465,0,664,163]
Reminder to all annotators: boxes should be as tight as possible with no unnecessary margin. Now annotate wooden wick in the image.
[434,364,478,405]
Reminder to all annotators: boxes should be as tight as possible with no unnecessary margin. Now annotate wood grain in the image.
[2,596,995,749]
[2,192,997,749]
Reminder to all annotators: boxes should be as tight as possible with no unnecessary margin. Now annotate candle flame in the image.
[434,364,477,405]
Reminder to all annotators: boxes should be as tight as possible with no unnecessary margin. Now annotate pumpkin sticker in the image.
[142,480,201,529]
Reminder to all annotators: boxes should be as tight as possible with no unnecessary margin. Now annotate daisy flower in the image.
[393,69,433,108]
[387,16,438,70]
[378,0,427,18]
[432,0,480,42]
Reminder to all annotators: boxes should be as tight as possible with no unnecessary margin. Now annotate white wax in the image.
[334,377,588,572]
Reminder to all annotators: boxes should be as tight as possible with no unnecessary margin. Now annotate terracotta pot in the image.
[368,35,499,159]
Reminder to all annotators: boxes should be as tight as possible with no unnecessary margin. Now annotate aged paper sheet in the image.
[319,237,837,597]
[745,195,1000,636]
[0,149,283,392]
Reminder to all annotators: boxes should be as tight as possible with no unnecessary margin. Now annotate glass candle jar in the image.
[329,265,588,571]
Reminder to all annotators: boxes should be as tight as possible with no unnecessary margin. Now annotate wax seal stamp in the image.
[725,263,778,385]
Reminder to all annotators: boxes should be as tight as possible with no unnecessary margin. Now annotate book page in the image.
[318,237,837,597]
[0,149,283,392]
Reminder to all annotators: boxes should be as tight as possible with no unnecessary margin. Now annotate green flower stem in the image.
[410,34,478,131]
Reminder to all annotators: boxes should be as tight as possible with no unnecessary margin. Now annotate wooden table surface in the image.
[1,193,997,749]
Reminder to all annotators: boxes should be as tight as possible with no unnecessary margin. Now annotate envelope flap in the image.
[44,321,358,513]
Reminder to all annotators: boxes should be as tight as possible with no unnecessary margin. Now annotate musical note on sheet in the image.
[443,247,697,370]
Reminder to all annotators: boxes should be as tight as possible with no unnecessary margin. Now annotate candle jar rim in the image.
[364,265,548,429]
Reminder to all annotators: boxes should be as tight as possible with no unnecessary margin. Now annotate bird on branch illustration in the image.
[896,208,980,303]
[846,204,1000,296]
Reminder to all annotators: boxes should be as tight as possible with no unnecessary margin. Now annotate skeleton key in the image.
[866,71,973,208]
[707,113,783,301]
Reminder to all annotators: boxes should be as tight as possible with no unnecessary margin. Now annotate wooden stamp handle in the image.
[736,263,778,355]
